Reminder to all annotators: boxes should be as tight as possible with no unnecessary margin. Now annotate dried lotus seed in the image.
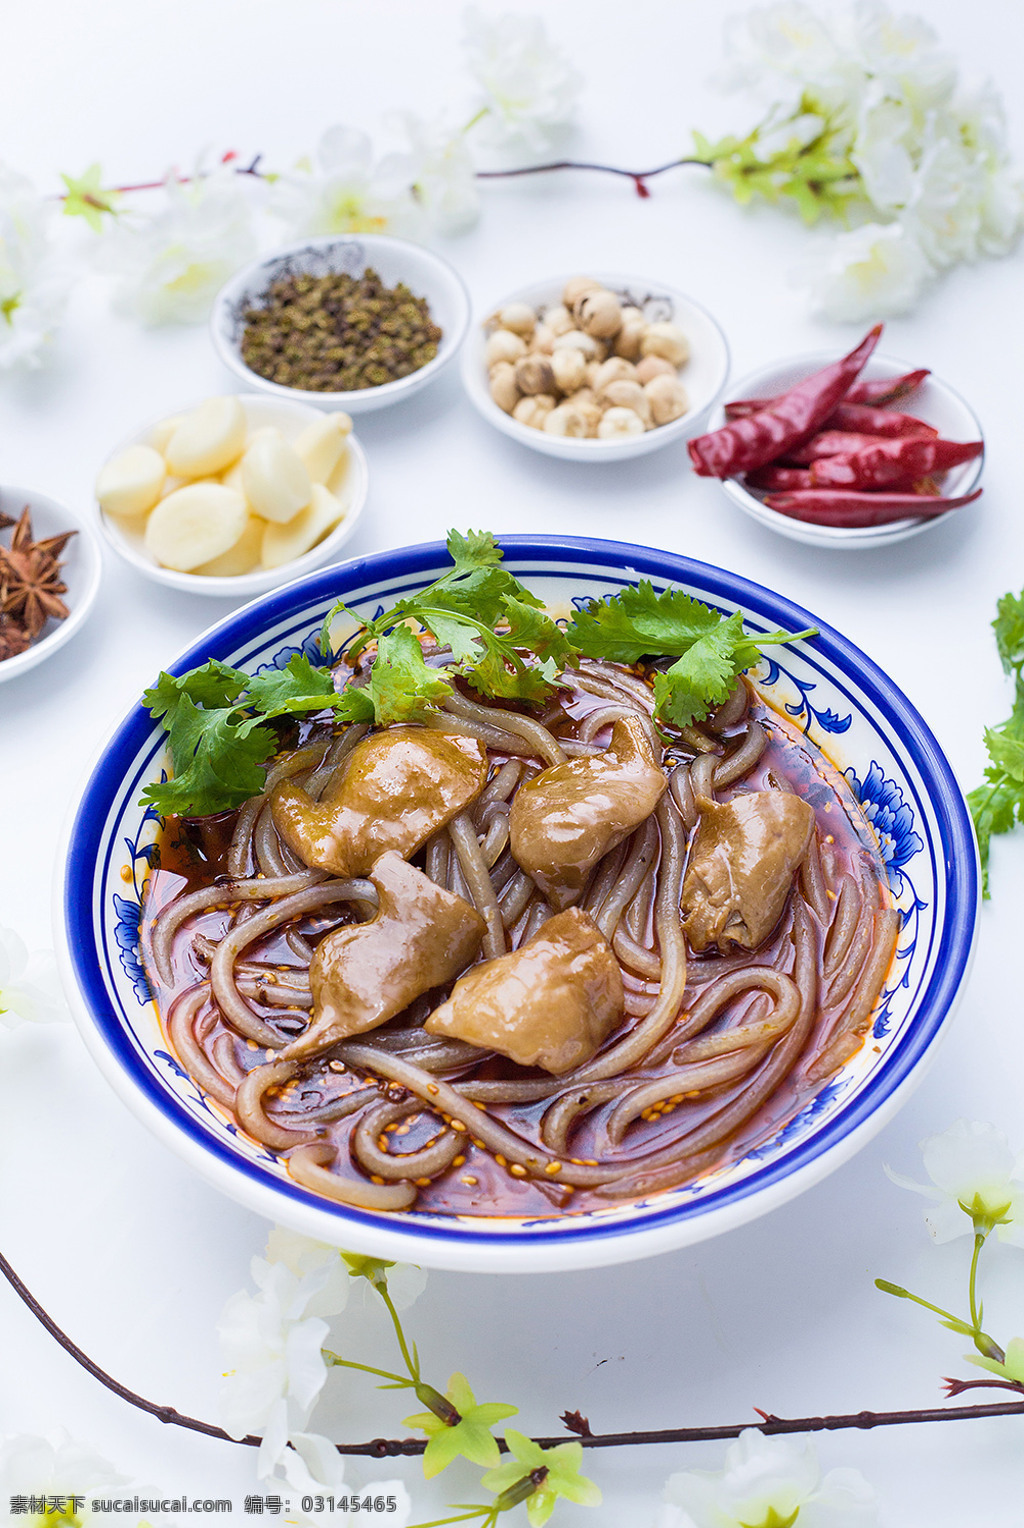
[614,317,646,361]
[644,373,690,424]
[512,395,556,429]
[592,357,637,394]
[601,379,651,425]
[562,276,602,310]
[640,321,690,367]
[484,329,528,368]
[635,354,677,385]
[532,322,556,355]
[550,348,587,394]
[541,304,575,337]
[95,445,166,519]
[597,406,645,440]
[543,403,591,438]
[165,396,247,478]
[552,330,601,358]
[489,361,520,413]
[514,354,555,395]
[498,302,536,337]
[576,289,622,339]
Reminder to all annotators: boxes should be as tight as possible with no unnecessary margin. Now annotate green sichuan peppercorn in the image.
[240,268,443,392]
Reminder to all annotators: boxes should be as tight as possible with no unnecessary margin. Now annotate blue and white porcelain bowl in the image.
[55,538,979,1273]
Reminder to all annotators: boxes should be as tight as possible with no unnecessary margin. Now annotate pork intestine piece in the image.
[282,851,485,1060]
[425,907,624,1074]
[271,726,488,877]
[681,790,815,954]
[508,715,667,909]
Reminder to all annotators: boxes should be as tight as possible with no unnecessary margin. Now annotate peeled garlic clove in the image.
[241,433,312,524]
[640,322,690,368]
[193,516,266,577]
[576,289,623,339]
[149,415,184,456]
[635,354,677,385]
[165,396,247,478]
[294,413,353,486]
[498,302,536,338]
[597,407,645,441]
[96,444,166,519]
[485,329,527,368]
[261,483,344,569]
[220,459,246,494]
[145,483,248,571]
[645,373,690,425]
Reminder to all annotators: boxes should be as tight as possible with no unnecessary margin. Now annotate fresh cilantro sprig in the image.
[567,580,815,729]
[142,535,815,819]
[968,588,1024,896]
[320,529,575,709]
[140,652,365,817]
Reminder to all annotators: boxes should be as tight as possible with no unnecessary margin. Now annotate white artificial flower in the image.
[396,113,481,235]
[851,85,917,212]
[976,163,1024,256]
[657,1429,879,1528]
[219,1255,333,1479]
[270,127,419,240]
[886,1119,1024,1243]
[903,122,985,267]
[0,926,67,1030]
[802,219,931,321]
[463,7,582,151]
[344,1257,427,1313]
[0,1431,128,1526]
[0,167,69,369]
[842,0,956,115]
[717,4,858,116]
[265,1228,352,1319]
[103,167,256,325]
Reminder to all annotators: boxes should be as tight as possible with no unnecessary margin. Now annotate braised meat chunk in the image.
[271,727,487,877]
[508,715,666,909]
[283,852,485,1060]
[424,906,623,1074]
[681,789,815,953]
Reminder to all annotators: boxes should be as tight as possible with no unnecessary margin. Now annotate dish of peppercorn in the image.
[211,234,470,413]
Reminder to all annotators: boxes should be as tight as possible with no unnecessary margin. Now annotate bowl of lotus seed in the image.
[93,394,369,597]
[461,273,730,463]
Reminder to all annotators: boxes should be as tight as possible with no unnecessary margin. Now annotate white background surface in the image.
[2,1,1024,1522]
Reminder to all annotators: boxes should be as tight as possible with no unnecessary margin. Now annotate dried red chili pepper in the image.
[763,487,982,528]
[745,466,815,492]
[810,436,983,491]
[789,431,898,464]
[845,368,930,406]
[825,402,937,438]
[688,325,882,478]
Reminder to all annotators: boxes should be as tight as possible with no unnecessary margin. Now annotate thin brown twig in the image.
[3,1246,1024,1463]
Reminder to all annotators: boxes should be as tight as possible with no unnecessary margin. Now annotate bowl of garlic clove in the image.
[94,394,369,597]
[461,274,730,463]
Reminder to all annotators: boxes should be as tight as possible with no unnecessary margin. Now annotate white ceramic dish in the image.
[461,273,730,463]
[56,537,978,1273]
[708,353,984,551]
[0,487,102,684]
[95,394,369,598]
[211,234,470,414]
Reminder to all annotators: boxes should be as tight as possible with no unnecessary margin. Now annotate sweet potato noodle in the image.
[142,657,898,1218]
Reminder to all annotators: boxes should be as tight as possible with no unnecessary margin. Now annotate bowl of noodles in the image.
[56,536,979,1272]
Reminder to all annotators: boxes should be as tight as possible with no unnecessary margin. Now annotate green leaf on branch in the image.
[404,1372,518,1478]
[61,163,120,230]
[692,106,861,225]
[969,585,1024,895]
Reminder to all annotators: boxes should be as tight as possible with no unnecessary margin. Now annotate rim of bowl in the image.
[55,535,979,1271]
[0,488,103,684]
[94,394,370,597]
[210,233,471,409]
[461,273,731,461]
[708,351,985,548]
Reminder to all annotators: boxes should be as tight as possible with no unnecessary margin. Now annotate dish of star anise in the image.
[0,506,77,662]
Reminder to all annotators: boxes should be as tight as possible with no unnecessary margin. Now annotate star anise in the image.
[0,507,77,643]
[0,616,30,660]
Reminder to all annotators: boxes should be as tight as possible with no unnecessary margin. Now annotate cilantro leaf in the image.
[245,653,342,718]
[140,689,276,817]
[361,625,453,725]
[969,588,1024,896]
[568,582,814,727]
[446,527,504,574]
